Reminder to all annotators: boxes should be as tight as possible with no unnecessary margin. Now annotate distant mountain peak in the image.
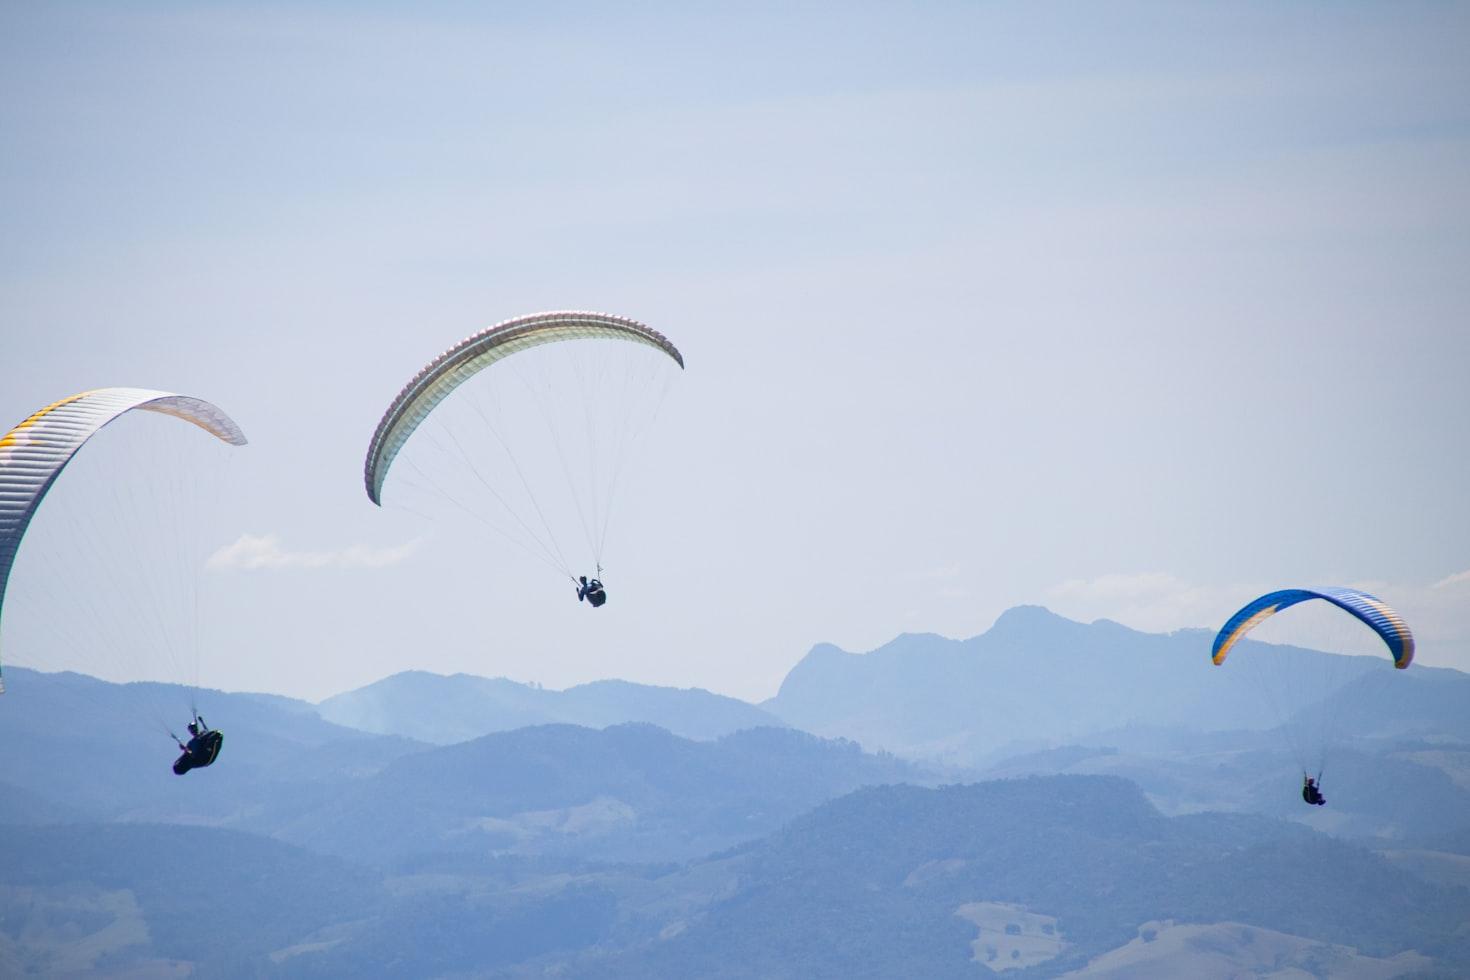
[1087,616,1147,635]
[988,604,1082,633]
[319,666,783,745]
[889,631,950,644]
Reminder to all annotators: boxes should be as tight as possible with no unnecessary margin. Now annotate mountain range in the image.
[2,605,1468,976]
[317,670,784,744]
[765,605,1470,765]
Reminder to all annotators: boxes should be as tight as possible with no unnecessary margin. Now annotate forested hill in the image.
[583,775,1470,979]
[272,722,924,865]
[1,765,1466,975]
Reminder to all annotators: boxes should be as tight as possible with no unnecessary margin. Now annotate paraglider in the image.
[1212,586,1414,801]
[364,311,683,599]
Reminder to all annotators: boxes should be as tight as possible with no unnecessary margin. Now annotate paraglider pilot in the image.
[577,575,607,608]
[173,714,223,775]
[1302,774,1326,807]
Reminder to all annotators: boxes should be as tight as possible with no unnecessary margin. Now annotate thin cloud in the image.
[207,533,420,571]
[1432,569,1470,590]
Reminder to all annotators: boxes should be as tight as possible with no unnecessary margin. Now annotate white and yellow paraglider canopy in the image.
[0,387,247,692]
[364,311,682,507]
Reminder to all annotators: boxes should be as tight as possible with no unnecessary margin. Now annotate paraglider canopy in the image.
[364,311,683,506]
[1211,587,1414,670]
[0,388,247,694]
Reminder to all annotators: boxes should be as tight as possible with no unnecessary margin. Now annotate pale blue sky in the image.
[3,2,1467,701]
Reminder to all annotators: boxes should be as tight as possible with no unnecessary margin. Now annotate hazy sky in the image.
[3,2,1467,702]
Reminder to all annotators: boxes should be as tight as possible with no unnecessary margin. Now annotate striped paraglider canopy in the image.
[1211,586,1414,670]
[0,388,247,693]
